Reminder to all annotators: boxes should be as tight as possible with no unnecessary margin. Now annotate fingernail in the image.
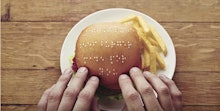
[143,71,151,76]
[119,74,129,79]
[77,67,87,73]
[159,74,169,80]
[63,68,73,75]
[130,67,139,72]
[90,76,99,81]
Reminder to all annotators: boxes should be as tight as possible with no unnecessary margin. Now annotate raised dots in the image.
[113,73,116,76]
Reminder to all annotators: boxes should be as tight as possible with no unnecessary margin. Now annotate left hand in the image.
[38,67,100,111]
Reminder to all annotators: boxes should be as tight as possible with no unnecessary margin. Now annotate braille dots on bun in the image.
[75,22,142,89]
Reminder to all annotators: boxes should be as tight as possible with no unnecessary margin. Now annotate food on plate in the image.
[119,15,167,73]
[75,22,141,90]
[70,15,167,97]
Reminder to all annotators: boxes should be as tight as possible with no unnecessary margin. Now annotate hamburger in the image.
[71,15,167,98]
[73,22,142,96]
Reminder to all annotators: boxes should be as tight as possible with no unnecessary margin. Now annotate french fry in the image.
[156,52,165,69]
[147,37,158,46]
[148,24,167,55]
[133,23,147,41]
[141,49,150,70]
[141,37,152,51]
[133,22,142,35]
[118,15,137,23]
[137,16,150,33]
[149,46,157,74]
[119,15,167,74]
[143,49,150,67]
[122,20,134,26]
[141,53,145,69]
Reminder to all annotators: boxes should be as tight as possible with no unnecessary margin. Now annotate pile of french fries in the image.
[118,15,167,74]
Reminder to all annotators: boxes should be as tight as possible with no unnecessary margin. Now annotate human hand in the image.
[38,67,100,111]
[119,67,182,111]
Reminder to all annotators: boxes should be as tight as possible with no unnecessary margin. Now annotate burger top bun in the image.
[75,22,142,89]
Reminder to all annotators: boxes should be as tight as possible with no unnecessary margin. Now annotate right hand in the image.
[119,67,182,111]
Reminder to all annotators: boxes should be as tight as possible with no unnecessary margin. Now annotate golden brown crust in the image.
[75,22,141,89]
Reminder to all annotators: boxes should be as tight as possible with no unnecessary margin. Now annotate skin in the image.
[38,67,100,111]
[119,67,182,111]
[38,67,182,111]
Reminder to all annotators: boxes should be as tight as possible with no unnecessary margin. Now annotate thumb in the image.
[91,97,100,111]
[122,105,128,111]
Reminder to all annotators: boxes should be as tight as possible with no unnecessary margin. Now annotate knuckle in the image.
[78,91,92,101]
[120,78,129,84]
[173,91,182,100]
[147,75,159,82]
[87,81,99,89]
[119,78,130,88]
[58,75,70,82]
[48,92,61,101]
[43,88,51,95]
[148,75,157,82]
[140,85,153,95]
[73,74,84,81]
[63,89,78,98]
[73,74,81,79]
[37,102,47,111]
[37,102,44,109]
[158,86,169,95]
[126,91,139,101]
[149,104,164,111]
[167,79,175,85]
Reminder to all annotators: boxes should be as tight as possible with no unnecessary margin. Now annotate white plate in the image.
[60,8,176,111]
[60,8,176,79]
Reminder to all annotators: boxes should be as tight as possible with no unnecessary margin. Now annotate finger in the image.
[129,67,162,111]
[144,71,174,111]
[159,74,182,111]
[91,97,100,111]
[46,68,73,111]
[73,76,99,111]
[58,67,89,111]
[122,105,128,111]
[118,74,145,111]
[38,85,55,111]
